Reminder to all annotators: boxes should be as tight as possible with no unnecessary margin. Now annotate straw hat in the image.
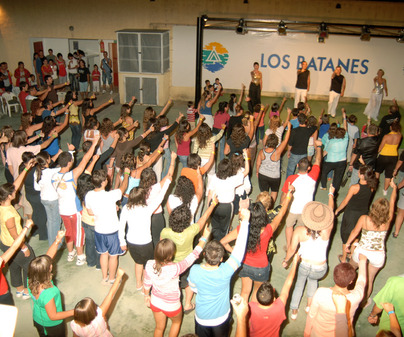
[301,201,334,231]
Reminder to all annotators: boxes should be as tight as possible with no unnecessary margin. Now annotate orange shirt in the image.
[181,167,207,191]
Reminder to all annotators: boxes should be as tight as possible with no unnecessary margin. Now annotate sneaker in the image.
[15,291,23,298]
[22,292,31,300]
[67,249,77,262]
[102,89,106,94]
[110,90,113,95]
[290,311,298,320]
[76,254,87,266]
[383,189,388,196]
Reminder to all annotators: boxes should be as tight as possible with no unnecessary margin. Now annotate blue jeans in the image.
[82,222,100,268]
[161,148,171,179]
[42,199,62,247]
[290,261,328,310]
[178,155,188,168]
[69,73,79,92]
[286,153,307,178]
[256,125,265,143]
[349,168,359,186]
[70,124,82,151]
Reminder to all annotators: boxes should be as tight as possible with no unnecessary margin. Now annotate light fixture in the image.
[318,22,328,43]
[243,0,248,3]
[278,21,287,36]
[396,29,404,43]
[360,25,371,41]
[236,19,247,35]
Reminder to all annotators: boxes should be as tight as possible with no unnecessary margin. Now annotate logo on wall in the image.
[202,42,229,73]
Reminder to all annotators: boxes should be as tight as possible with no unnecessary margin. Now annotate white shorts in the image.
[93,80,100,93]
[352,245,385,268]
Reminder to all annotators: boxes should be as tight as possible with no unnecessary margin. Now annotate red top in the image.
[237,223,273,268]
[13,68,31,86]
[57,60,67,77]
[92,70,100,82]
[213,112,230,129]
[177,138,191,156]
[254,111,265,127]
[0,262,9,296]
[41,65,52,79]
[19,91,29,113]
[249,299,286,337]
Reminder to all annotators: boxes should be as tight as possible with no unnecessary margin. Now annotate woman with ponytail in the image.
[335,165,378,263]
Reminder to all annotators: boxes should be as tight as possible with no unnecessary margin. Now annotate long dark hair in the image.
[196,123,212,149]
[77,173,95,204]
[216,101,228,115]
[230,123,247,148]
[246,202,268,253]
[42,116,57,138]
[229,94,236,114]
[176,119,190,144]
[359,165,378,191]
[35,152,51,183]
[173,176,195,206]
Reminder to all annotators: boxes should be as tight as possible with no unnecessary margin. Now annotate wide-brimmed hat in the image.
[302,201,334,231]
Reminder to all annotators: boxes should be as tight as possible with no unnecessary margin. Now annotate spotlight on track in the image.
[397,29,404,43]
[236,19,247,35]
[360,25,371,41]
[318,22,328,43]
[278,21,287,36]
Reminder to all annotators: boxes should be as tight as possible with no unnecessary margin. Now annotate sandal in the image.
[184,303,195,315]
[393,233,399,238]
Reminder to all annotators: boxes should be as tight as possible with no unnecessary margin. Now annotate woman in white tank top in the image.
[282,185,336,320]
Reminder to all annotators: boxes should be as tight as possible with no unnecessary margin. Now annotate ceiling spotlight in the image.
[278,21,287,36]
[318,22,328,43]
[243,0,249,3]
[360,25,371,41]
[236,19,247,35]
[396,29,404,43]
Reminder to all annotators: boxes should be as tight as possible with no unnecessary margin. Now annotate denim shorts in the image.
[79,81,88,92]
[239,263,270,282]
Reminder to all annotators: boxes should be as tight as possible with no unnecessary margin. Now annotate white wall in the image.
[173,26,404,100]
[42,38,69,61]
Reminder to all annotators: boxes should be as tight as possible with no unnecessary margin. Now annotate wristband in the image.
[388,311,395,315]
[199,237,207,243]
[52,133,57,138]
[212,200,217,206]
[65,112,69,115]
[124,172,130,175]
[286,195,292,200]
[328,192,334,196]
[24,167,28,172]
[21,247,28,252]
[317,145,322,148]
[65,82,68,85]
[158,150,162,154]
[23,225,30,230]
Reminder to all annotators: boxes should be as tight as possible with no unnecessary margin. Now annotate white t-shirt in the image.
[148,183,164,214]
[67,58,78,75]
[85,189,122,234]
[34,167,61,201]
[52,171,82,216]
[207,172,244,203]
[168,194,199,219]
[235,168,251,196]
[119,179,171,245]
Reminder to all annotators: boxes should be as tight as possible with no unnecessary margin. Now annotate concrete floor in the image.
[0,91,402,336]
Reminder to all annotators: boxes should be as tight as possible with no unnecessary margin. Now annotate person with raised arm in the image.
[51,136,99,266]
[188,208,251,337]
[198,85,222,128]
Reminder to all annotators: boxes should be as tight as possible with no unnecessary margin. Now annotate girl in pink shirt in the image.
[71,269,125,337]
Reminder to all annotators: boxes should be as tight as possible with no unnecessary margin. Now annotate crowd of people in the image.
[0,54,403,337]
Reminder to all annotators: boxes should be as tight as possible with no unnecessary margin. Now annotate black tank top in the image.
[345,183,372,213]
[295,70,310,89]
[330,74,344,93]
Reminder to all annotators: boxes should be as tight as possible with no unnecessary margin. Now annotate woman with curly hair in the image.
[212,101,230,161]
[262,109,290,148]
[161,200,218,314]
[20,113,43,145]
[345,180,397,305]
[335,165,378,263]
[175,116,204,168]
[224,112,255,158]
[28,231,74,336]
[221,187,294,302]
[119,165,173,290]
[142,100,172,132]
[207,150,250,241]
[167,175,203,220]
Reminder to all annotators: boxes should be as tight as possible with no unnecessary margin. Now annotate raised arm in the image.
[39,131,59,150]
[90,98,113,115]
[46,231,65,260]
[119,167,131,195]
[157,99,173,117]
[54,112,70,134]
[313,139,323,167]
[275,121,292,157]
[388,180,398,222]
[279,254,299,304]
[161,151,177,186]
[242,149,250,177]
[100,268,125,317]
[335,185,357,215]
[184,115,205,141]
[209,85,222,106]
[270,185,294,233]
[201,143,216,174]
[341,77,346,97]
[196,195,218,231]
[72,135,99,181]
[341,108,347,130]
[279,97,287,115]
[229,209,250,264]
[0,220,33,263]
[237,84,245,106]
[12,159,34,192]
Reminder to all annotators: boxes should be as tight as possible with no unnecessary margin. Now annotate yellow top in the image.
[380,132,399,156]
[122,118,134,141]
[68,104,80,124]
[81,206,95,226]
[0,205,22,247]
[251,71,262,86]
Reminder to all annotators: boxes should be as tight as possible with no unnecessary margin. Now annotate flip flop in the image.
[184,303,195,315]
[393,233,399,238]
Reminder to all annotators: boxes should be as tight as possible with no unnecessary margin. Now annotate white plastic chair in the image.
[2,92,22,117]
[0,304,18,337]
